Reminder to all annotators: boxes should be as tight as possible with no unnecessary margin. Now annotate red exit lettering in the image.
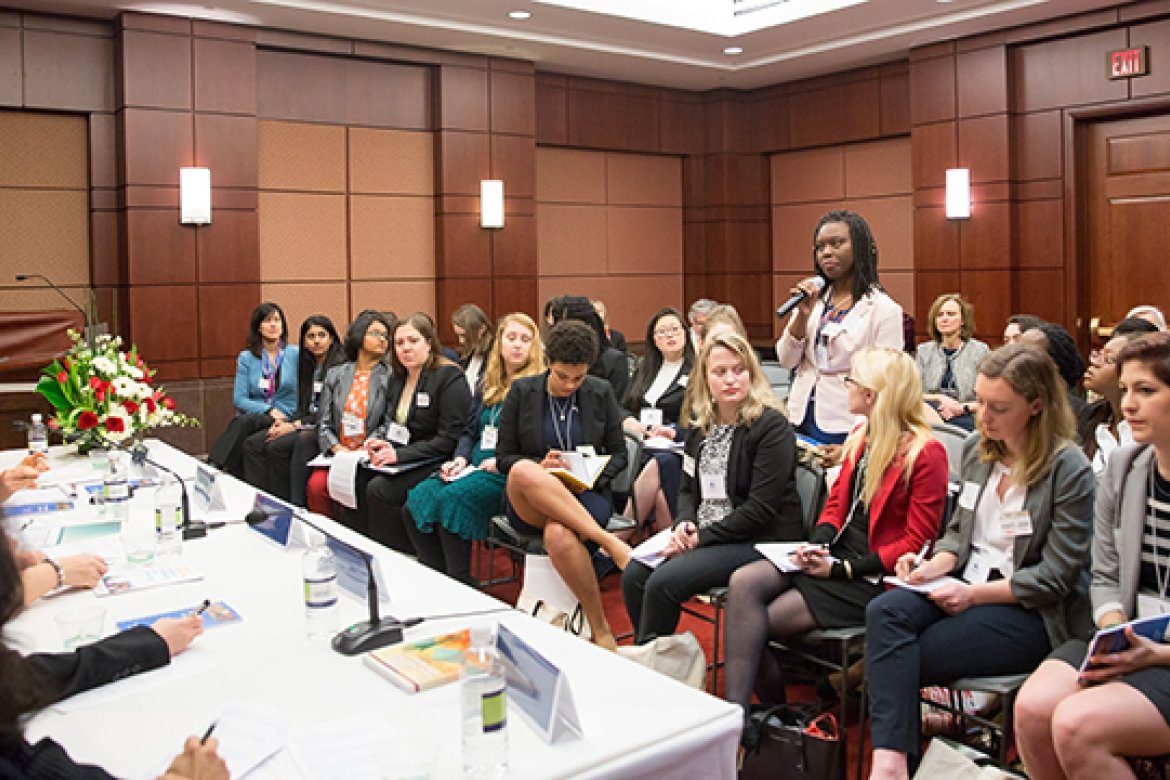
[1108,47,1148,80]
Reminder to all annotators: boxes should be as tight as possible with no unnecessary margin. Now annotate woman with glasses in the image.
[208,302,299,476]
[865,344,1095,780]
[776,210,903,446]
[916,293,989,431]
[306,310,393,518]
[622,332,805,645]
[722,347,947,751]
[243,314,345,504]
[620,307,696,532]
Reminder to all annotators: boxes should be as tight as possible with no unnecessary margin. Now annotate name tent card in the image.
[248,493,307,549]
[192,464,227,513]
[497,624,582,744]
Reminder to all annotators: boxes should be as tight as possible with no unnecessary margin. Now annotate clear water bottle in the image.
[111,451,153,565]
[302,538,339,640]
[27,413,48,455]
[154,473,183,557]
[461,624,508,779]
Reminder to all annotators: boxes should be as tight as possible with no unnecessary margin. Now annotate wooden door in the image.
[1079,113,1170,345]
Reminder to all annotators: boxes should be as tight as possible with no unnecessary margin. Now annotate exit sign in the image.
[1108,46,1149,79]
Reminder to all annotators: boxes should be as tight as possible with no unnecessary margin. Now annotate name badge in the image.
[480,425,498,451]
[313,381,323,395]
[700,471,728,501]
[962,547,994,585]
[676,374,688,387]
[341,412,364,438]
[387,422,410,446]
[958,481,981,511]
[1000,510,1033,537]
[682,453,695,477]
[258,377,270,391]
[416,392,430,408]
[575,445,597,457]
[1138,592,1170,619]
[640,408,663,428]
[820,321,845,339]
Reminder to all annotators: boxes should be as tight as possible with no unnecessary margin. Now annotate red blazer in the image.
[815,436,949,572]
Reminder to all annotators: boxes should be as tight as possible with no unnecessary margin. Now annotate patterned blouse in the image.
[697,423,735,529]
[339,370,371,450]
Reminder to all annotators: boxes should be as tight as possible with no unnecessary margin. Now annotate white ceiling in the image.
[15,0,1119,89]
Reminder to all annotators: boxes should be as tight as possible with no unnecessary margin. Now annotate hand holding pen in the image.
[150,599,208,658]
[895,540,932,583]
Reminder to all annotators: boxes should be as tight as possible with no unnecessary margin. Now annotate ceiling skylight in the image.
[532,0,866,36]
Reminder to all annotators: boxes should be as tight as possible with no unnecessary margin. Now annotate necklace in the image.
[549,393,573,421]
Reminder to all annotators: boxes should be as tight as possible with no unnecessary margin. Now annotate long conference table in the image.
[3,441,740,779]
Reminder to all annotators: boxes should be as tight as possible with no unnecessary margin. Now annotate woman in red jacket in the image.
[723,346,948,748]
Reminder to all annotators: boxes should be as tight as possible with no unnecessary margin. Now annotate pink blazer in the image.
[775,289,903,436]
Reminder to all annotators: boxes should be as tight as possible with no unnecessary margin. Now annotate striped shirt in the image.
[1139,468,1170,597]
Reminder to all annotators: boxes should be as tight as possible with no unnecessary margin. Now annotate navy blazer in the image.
[379,361,471,465]
[497,372,628,493]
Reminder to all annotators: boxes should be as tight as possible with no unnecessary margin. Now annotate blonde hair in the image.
[976,343,1075,486]
[699,304,748,343]
[481,313,546,407]
[841,347,933,506]
[686,332,781,435]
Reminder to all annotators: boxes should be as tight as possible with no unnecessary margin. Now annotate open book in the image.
[548,451,611,493]
[1080,613,1170,674]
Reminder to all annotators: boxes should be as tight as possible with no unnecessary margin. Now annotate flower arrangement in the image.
[36,330,198,452]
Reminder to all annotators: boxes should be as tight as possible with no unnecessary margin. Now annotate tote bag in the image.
[515,554,592,640]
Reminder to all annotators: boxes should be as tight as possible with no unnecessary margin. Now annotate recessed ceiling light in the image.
[509,10,531,19]
[724,46,744,55]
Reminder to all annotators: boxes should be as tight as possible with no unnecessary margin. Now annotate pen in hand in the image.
[200,720,218,745]
[192,599,211,617]
[909,540,931,574]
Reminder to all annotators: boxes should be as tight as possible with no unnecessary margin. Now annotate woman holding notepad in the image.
[622,332,805,646]
[865,343,1095,780]
[721,347,947,751]
[1015,332,1170,779]
[498,319,632,652]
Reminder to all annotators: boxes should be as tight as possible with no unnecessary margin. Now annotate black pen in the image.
[200,720,218,744]
[192,599,211,616]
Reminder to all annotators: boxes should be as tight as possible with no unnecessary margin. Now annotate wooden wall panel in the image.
[0,27,19,107]
[567,86,659,152]
[258,192,347,280]
[0,190,89,288]
[1012,29,1129,113]
[349,128,433,195]
[261,282,348,336]
[258,121,345,192]
[350,280,436,318]
[23,30,114,112]
[350,196,435,280]
[773,148,844,204]
[1013,111,1064,181]
[956,47,1008,118]
[120,29,191,110]
[193,37,256,114]
[909,53,956,125]
[537,148,606,203]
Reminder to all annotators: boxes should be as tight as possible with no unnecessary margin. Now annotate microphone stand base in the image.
[331,618,404,655]
[182,522,208,540]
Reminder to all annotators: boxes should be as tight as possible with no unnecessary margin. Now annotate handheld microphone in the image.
[775,276,826,319]
[245,508,404,655]
[129,444,205,540]
[15,273,87,317]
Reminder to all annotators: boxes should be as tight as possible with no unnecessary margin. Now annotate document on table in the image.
[93,561,204,597]
[631,528,673,569]
[326,450,363,509]
[288,714,437,780]
[142,702,287,780]
[885,575,965,594]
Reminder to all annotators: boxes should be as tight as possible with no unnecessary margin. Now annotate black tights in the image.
[403,509,475,586]
[723,559,818,721]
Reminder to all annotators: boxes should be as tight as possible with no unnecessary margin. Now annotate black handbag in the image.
[740,702,844,780]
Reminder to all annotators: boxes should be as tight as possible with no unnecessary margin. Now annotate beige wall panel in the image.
[606,206,682,275]
[350,195,435,280]
[771,147,844,205]
[843,195,913,271]
[349,127,433,196]
[606,153,682,206]
[772,273,806,338]
[350,280,435,320]
[772,203,827,273]
[539,274,683,342]
[258,120,346,193]
[0,190,89,283]
[845,138,912,198]
[0,286,92,312]
[536,148,606,204]
[0,112,87,187]
[261,282,349,336]
[258,192,347,281]
[536,204,607,277]
[880,271,915,325]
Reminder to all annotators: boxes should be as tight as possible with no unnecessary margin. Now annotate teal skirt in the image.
[406,469,507,541]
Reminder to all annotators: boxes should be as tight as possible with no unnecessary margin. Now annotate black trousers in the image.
[209,412,271,477]
[361,467,435,554]
[242,427,319,504]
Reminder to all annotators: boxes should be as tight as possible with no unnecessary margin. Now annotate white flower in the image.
[91,356,117,375]
[111,376,137,397]
[126,365,144,380]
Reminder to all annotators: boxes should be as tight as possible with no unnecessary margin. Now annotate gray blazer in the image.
[935,434,1096,647]
[317,362,390,452]
[1091,443,1155,625]
[915,339,990,402]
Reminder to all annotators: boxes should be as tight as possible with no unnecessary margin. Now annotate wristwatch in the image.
[45,557,65,589]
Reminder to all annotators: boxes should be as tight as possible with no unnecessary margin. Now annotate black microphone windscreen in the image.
[244,510,267,525]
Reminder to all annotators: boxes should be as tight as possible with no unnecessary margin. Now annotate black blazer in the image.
[380,361,471,465]
[497,372,628,493]
[593,348,631,408]
[625,356,692,427]
[677,407,803,546]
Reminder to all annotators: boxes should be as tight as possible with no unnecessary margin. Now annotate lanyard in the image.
[548,393,576,452]
[833,447,869,546]
[261,345,285,402]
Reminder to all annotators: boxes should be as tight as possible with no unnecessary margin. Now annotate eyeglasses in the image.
[844,375,868,389]
[366,331,389,341]
[654,325,683,338]
[1089,349,1116,366]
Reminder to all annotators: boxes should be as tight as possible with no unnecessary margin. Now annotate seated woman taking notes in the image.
[722,347,947,747]
[865,344,1096,780]
[622,332,803,644]
[497,320,633,651]
[1016,332,1170,780]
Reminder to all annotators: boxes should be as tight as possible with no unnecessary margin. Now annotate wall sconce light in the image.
[180,167,212,225]
[945,168,971,220]
[480,180,505,229]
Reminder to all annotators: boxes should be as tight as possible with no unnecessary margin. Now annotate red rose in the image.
[104,416,125,433]
[56,371,68,383]
[143,397,157,413]
[95,388,105,402]
[123,400,139,415]
[77,411,99,430]
[89,376,102,390]
[162,397,176,411]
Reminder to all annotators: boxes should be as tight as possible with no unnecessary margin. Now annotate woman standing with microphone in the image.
[776,210,903,445]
